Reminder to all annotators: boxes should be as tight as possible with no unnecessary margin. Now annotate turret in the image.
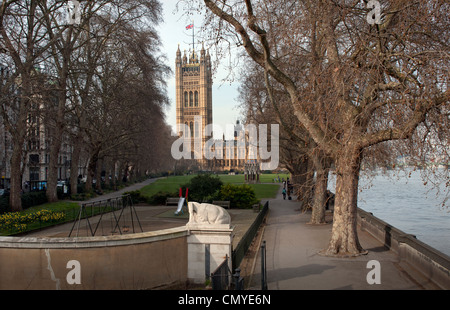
[200,43,206,64]
[176,44,182,67]
[206,49,211,65]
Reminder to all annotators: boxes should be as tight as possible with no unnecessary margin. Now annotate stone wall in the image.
[357,208,450,289]
[0,227,188,290]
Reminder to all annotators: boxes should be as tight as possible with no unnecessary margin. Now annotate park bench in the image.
[166,197,181,206]
[212,200,231,209]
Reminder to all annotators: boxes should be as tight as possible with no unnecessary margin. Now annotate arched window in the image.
[184,92,188,107]
[189,91,193,107]
[190,122,194,138]
[194,91,199,107]
[185,122,189,137]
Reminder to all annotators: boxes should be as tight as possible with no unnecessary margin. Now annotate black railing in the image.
[211,255,231,290]
[232,201,269,270]
[261,240,268,290]
[211,255,245,290]
[233,268,244,290]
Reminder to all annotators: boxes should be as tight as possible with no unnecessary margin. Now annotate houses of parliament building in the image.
[175,44,251,172]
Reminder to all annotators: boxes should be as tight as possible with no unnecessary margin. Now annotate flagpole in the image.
[192,20,195,52]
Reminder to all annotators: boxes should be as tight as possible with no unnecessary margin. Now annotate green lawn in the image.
[247,183,281,199]
[139,175,196,197]
[0,201,80,236]
[139,173,288,200]
[22,201,80,214]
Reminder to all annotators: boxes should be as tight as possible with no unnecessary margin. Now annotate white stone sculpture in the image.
[187,202,231,226]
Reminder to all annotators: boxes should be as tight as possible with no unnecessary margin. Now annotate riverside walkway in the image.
[248,188,443,290]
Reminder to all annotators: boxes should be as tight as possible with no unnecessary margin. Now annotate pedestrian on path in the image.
[282,188,286,200]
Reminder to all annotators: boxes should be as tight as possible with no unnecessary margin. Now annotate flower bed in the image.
[0,209,66,234]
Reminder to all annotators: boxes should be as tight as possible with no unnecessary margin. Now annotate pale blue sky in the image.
[157,0,242,139]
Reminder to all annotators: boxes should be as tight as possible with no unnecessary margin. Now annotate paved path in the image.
[76,177,159,204]
[248,187,439,290]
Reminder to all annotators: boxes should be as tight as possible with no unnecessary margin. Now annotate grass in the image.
[0,201,81,236]
[139,175,196,197]
[247,184,281,199]
[23,201,80,214]
[139,173,288,200]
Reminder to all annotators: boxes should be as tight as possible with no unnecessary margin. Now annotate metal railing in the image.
[211,255,231,290]
[232,201,269,270]
[261,240,268,290]
[211,255,245,290]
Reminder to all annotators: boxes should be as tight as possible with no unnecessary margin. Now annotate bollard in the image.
[261,240,267,290]
[233,268,243,290]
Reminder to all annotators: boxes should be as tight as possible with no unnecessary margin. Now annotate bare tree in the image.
[238,59,332,224]
[1,0,173,209]
[200,0,449,256]
[0,0,54,211]
[78,2,171,192]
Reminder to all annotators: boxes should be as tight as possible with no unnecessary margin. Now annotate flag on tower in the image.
[186,24,194,30]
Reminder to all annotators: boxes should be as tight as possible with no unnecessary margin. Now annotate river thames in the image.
[328,168,450,256]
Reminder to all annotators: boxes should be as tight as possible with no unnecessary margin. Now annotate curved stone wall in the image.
[0,227,188,290]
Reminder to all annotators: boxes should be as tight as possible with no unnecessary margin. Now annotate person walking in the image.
[282,187,286,200]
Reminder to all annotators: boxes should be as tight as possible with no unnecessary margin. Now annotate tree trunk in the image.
[46,85,68,202]
[46,138,61,203]
[321,148,367,257]
[299,158,315,212]
[8,77,32,212]
[309,167,328,224]
[95,158,102,191]
[9,108,28,211]
[85,151,98,193]
[70,137,82,196]
[9,146,23,212]
[290,154,309,202]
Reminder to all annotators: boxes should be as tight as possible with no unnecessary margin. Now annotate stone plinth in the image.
[186,223,234,284]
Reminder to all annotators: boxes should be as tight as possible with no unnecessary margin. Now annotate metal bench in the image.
[212,200,231,209]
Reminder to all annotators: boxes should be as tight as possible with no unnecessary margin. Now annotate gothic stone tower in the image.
[176,44,212,168]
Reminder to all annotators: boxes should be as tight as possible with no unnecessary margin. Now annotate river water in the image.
[328,168,450,256]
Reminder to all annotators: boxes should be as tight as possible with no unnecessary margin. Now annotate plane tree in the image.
[199,0,449,256]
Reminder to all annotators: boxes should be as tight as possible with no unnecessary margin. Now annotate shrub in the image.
[218,184,259,209]
[147,191,177,205]
[123,190,146,204]
[0,191,48,214]
[184,174,223,203]
[21,192,48,210]
[0,196,9,214]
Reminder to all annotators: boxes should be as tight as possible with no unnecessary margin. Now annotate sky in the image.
[157,0,243,139]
